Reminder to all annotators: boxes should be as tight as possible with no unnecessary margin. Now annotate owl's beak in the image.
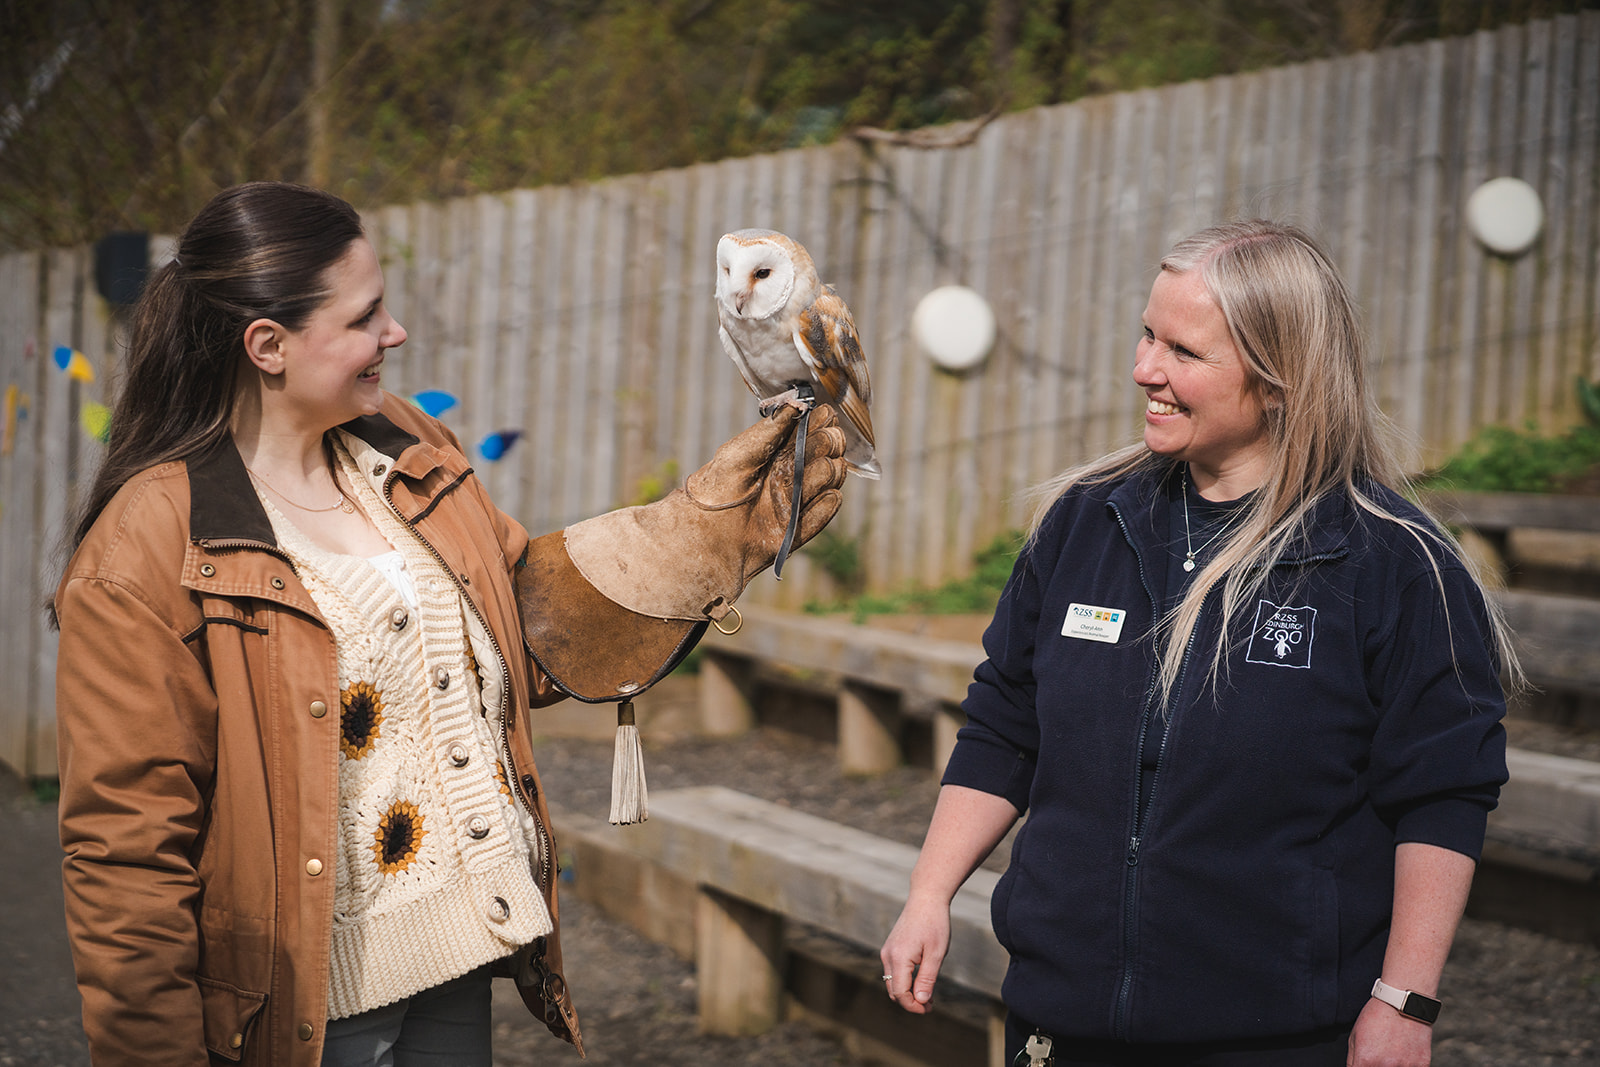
[734,289,749,315]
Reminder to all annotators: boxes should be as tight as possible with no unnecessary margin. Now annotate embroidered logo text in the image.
[1245,600,1317,669]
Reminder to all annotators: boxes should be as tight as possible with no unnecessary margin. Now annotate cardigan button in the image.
[467,814,491,839]
[309,701,327,719]
[199,564,215,577]
[305,858,323,876]
[435,667,451,690]
[487,896,510,923]
[448,743,470,768]
[390,607,409,630]
[298,1023,314,1041]
[372,463,387,476]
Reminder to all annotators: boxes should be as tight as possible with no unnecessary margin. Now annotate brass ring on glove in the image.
[712,604,743,636]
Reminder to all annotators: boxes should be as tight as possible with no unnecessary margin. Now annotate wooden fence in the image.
[2,14,1597,778]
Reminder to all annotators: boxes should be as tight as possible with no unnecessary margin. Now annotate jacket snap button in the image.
[298,1023,314,1041]
[390,608,409,630]
[229,1032,243,1049]
[199,563,215,577]
[467,814,490,839]
[271,577,285,590]
[309,700,327,719]
[448,743,470,768]
[435,667,450,690]
[487,896,510,922]
[306,858,323,876]
[372,463,387,476]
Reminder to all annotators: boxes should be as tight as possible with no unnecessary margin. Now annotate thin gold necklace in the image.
[246,464,356,514]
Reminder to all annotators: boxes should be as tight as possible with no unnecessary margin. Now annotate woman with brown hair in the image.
[881,220,1513,1067]
[54,180,847,1066]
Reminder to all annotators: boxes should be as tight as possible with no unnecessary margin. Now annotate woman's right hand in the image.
[880,893,952,1013]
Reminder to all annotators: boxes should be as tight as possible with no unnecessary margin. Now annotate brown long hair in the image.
[1028,220,1520,703]
[65,182,364,555]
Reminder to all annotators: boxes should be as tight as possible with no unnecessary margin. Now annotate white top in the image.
[366,550,420,613]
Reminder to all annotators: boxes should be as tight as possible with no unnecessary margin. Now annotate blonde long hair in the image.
[1027,220,1520,705]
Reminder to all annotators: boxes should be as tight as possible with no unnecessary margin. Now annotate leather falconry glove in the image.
[517,403,848,703]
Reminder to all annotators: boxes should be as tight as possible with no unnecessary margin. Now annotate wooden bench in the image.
[701,606,983,774]
[554,786,1010,1067]
[1421,490,1600,699]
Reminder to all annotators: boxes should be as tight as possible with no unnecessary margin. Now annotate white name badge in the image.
[1062,603,1127,643]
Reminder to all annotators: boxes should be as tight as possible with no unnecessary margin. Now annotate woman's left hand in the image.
[1346,998,1433,1067]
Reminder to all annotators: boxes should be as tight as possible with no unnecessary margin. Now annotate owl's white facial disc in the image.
[716,237,796,321]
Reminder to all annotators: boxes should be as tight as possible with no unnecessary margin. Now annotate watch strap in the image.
[1370,978,1442,1024]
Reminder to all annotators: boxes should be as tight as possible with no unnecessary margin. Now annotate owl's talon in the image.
[758,387,813,418]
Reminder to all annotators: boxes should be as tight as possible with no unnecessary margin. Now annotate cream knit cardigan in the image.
[261,434,552,1020]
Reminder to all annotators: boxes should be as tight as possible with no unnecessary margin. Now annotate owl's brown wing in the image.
[795,287,875,447]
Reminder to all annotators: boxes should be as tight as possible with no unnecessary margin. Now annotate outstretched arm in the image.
[880,784,1020,1014]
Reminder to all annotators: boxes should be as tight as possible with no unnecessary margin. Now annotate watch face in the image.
[1402,992,1442,1024]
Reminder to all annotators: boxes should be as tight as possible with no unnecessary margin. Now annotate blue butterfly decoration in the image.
[410,390,459,417]
[479,431,522,461]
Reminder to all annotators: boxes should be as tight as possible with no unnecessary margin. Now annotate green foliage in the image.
[801,526,865,591]
[807,528,1024,620]
[32,778,60,804]
[7,0,1598,249]
[1421,420,1600,494]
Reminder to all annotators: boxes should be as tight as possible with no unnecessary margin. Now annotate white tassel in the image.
[608,699,648,825]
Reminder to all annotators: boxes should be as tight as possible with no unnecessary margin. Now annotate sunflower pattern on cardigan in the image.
[374,800,425,873]
[341,681,385,760]
[256,436,552,1020]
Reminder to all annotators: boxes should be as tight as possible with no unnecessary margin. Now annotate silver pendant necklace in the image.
[1181,464,1233,572]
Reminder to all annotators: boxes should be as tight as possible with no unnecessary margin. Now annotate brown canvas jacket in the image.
[55,398,584,1065]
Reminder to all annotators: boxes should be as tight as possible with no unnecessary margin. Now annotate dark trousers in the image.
[1005,1012,1351,1067]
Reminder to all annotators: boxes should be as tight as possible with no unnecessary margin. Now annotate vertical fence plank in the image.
[1534,16,1575,427]
[499,190,538,523]
[32,251,80,776]
[1507,19,1552,425]
[0,253,40,774]
[1567,15,1600,392]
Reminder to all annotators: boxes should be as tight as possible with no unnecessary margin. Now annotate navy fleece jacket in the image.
[943,466,1507,1044]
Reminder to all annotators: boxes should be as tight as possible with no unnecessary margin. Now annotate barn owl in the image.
[715,229,880,479]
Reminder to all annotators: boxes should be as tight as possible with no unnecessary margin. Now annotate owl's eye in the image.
[754,268,772,279]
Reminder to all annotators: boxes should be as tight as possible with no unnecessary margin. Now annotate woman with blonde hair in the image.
[881,220,1512,1067]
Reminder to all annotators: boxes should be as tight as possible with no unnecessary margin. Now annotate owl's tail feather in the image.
[847,457,882,480]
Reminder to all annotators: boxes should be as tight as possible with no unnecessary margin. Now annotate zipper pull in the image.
[1126,835,1141,866]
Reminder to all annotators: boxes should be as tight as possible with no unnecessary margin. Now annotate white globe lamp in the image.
[912,285,996,372]
[1465,177,1544,257]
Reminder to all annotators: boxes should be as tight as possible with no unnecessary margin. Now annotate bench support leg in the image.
[696,887,785,1035]
[701,651,755,737]
[839,680,900,774]
[988,999,1008,1067]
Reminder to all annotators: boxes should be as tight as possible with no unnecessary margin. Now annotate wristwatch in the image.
[1370,978,1442,1024]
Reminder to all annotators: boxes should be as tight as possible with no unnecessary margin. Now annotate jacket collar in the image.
[1105,463,1352,566]
[187,411,424,545]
